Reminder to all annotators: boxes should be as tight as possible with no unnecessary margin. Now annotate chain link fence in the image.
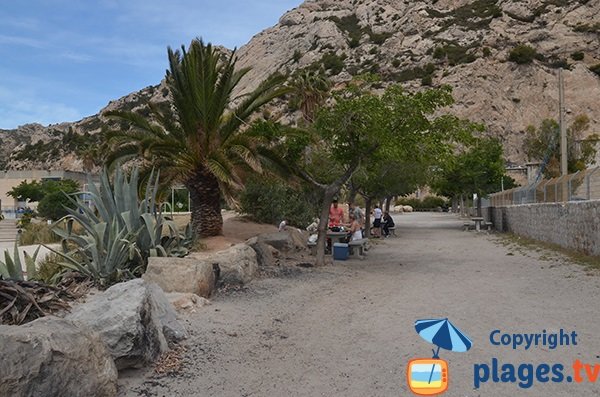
[490,167,600,206]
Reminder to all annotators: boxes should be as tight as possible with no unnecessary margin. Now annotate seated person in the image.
[382,212,395,237]
[346,213,363,242]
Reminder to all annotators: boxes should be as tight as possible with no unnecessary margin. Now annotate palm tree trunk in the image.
[186,169,223,237]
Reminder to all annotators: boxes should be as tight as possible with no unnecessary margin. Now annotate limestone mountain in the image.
[1,0,599,173]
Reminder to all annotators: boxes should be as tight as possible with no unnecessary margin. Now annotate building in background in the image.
[0,170,98,218]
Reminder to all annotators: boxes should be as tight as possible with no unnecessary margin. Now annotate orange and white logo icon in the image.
[407,358,449,396]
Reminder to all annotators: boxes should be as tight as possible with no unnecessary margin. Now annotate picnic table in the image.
[326,231,348,244]
[471,217,484,232]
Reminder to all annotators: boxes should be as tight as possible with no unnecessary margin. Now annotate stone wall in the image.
[490,201,600,256]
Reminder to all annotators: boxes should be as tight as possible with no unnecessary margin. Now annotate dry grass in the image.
[19,222,61,245]
[498,233,600,270]
[154,345,187,375]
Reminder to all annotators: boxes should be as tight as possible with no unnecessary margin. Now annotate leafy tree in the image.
[239,176,321,227]
[434,137,507,215]
[7,180,44,202]
[524,115,599,179]
[36,180,80,220]
[278,83,472,265]
[106,38,287,238]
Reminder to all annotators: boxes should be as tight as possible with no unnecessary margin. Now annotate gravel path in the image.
[119,212,600,397]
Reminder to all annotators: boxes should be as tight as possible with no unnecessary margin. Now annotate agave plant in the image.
[51,218,138,286]
[51,166,192,286]
[0,241,40,281]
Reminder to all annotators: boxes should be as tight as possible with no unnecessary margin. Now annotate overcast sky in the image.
[0,0,303,129]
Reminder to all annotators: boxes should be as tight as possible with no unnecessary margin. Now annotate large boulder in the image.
[393,205,404,213]
[66,279,186,370]
[144,257,216,298]
[191,243,258,285]
[0,316,118,397]
[288,228,309,251]
[257,230,308,253]
[246,236,279,267]
[257,232,293,251]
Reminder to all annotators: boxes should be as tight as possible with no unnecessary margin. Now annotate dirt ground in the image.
[119,212,600,397]
[173,212,278,252]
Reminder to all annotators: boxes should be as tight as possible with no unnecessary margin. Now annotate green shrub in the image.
[390,63,435,83]
[570,51,584,61]
[37,191,75,221]
[369,31,392,45]
[424,0,502,34]
[320,52,345,75]
[590,64,600,77]
[508,45,541,64]
[482,47,492,57]
[239,177,321,228]
[391,59,401,67]
[396,196,448,210]
[547,58,570,69]
[421,196,448,208]
[433,44,476,65]
[329,14,363,44]
[573,23,600,34]
[421,75,433,86]
[292,50,302,63]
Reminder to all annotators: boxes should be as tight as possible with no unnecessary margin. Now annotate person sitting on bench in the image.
[382,211,395,237]
[345,213,363,242]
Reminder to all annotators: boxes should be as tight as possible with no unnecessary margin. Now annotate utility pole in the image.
[559,68,568,201]
[559,68,567,176]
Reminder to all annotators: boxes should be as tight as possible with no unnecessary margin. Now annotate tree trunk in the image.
[347,183,358,206]
[460,194,465,217]
[477,195,482,217]
[306,158,361,267]
[451,197,458,213]
[186,168,223,238]
[364,196,372,238]
[315,187,338,266]
[384,195,392,213]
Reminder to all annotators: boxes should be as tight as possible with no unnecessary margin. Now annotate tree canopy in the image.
[105,38,288,237]
[524,114,599,179]
[271,81,477,265]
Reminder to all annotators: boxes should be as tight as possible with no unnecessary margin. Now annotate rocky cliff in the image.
[1,0,599,172]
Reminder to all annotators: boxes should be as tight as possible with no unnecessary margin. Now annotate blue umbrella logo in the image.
[414,318,472,385]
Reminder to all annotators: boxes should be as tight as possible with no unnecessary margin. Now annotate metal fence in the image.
[490,167,600,206]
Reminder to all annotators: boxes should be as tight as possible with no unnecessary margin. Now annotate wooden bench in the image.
[463,222,471,231]
[485,222,493,231]
[348,239,369,257]
[387,227,396,237]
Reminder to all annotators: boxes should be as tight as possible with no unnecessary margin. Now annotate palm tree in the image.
[290,69,331,123]
[105,38,287,237]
